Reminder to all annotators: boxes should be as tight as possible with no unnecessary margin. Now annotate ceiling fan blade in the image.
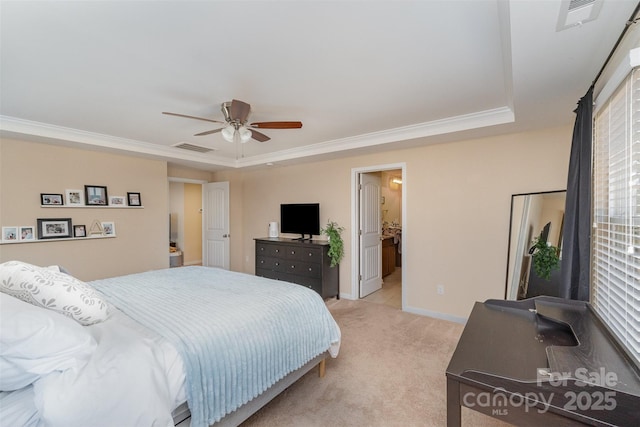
[194,128,223,136]
[250,121,303,129]
[230,99,251,123]
[162,112,224,124]
[250,129,271,142]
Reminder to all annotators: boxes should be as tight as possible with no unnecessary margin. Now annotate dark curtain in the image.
[559,87,593,301]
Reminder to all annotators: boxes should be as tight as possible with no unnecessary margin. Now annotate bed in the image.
[0,261,341,427]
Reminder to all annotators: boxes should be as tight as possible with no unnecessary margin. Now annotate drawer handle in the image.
[308,268,312,271]
[308,253,313,257]
[275,262,279,266]
[291,265,295,269]
[291,251,296,255]
[275,249,279,253]
[260,260,264,264]
[260,247,264,251]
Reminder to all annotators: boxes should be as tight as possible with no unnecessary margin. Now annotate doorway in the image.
[351,163,405,310]
[169,179,204,266]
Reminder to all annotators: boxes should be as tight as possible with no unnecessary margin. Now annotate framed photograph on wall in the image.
[101,221,116,236]
[74,224,86,238]
[109,196,126,206]
[2,226,18,242]
[85,185,108,206]
[37,218,72,239]
[65,189,84,206]
[19,226,35,241]
[127,192,141,206]
[41,193,64,205]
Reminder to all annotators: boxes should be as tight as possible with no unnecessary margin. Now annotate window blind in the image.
[592,67,640,364]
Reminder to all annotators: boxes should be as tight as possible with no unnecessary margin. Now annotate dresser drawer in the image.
[284,260,322,279]
[291,275,323,295]
[256,268,288,280]
[255,242,286,258]
[284,246,322,262]
[256,256,286,272]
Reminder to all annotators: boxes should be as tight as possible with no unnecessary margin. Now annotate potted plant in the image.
[321,220,344,267]
[530,236,560,281]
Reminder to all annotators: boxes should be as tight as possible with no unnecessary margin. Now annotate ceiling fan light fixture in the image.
[239,126,252,143]
[221,124,235,142]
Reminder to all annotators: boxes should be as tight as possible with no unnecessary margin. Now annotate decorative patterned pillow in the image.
[0,261,111,326]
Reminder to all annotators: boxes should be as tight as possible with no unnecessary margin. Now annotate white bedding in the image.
[1,264,340,427]
[1,309,187,427]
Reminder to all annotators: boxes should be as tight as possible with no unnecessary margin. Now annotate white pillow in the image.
[0,261,110,325]
[0,293,97,391]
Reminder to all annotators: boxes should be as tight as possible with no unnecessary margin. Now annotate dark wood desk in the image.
[446,297,640,426]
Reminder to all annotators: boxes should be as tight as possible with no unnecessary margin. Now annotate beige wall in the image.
[183,183,203,265]
[215,125,572,320]
[0,139,169,280]
[1,124,571,319]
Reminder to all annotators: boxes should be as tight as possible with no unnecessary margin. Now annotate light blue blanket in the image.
[90,266,341,427]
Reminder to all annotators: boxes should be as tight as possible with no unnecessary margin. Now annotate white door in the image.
[202,181,230,269]
[359,173,382,297]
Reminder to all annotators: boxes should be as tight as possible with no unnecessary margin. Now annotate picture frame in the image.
[101,221,116,236]
[73,224,86,238]
[41,193,64,205]
[109,196,127,206]
[2,226,18,242]
[85,185,108,206]
[19,226,35,241]
[65,189,84,206]
[109,195,126,206]
[127,192,141,206]
[37,218,72,239]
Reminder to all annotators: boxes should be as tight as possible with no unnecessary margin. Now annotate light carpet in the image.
[240,299,508,426]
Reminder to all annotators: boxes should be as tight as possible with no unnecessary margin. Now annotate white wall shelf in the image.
[40,205,143,209]
[0,235,116,245]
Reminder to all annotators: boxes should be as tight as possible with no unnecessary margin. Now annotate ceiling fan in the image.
[163,99,302,143]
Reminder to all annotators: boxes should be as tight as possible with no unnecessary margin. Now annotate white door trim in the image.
[168,177,208,184]
[350,162,406,308]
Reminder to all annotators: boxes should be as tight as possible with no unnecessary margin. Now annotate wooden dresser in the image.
[254,237,339,299]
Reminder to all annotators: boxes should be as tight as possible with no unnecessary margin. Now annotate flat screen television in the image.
[280,203,320,240]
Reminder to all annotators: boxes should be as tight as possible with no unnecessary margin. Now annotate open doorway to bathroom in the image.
[352,164,405,310]
[168,179,204,266]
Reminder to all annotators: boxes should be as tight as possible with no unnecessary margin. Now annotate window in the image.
[592,67,640,364]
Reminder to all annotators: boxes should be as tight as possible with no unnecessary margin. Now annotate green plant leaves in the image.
[322,221,344,267]
[531,237,560,281]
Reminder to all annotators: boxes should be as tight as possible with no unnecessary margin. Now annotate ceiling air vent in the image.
[172,142,216,153]
[557,0,603,31]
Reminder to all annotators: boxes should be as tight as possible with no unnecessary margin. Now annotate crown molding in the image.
[1,106,514,169]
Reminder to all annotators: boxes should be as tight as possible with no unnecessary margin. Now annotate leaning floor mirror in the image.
[505,190,566,300]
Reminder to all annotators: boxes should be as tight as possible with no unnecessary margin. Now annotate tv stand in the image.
[254,237,339,299]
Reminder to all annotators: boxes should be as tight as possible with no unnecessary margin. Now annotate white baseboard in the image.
[403,305,467,324]
[337,292,467,324]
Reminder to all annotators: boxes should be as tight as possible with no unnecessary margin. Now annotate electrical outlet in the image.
[437,284,445,295]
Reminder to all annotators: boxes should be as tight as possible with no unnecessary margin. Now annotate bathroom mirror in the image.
[504,190,566,300]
